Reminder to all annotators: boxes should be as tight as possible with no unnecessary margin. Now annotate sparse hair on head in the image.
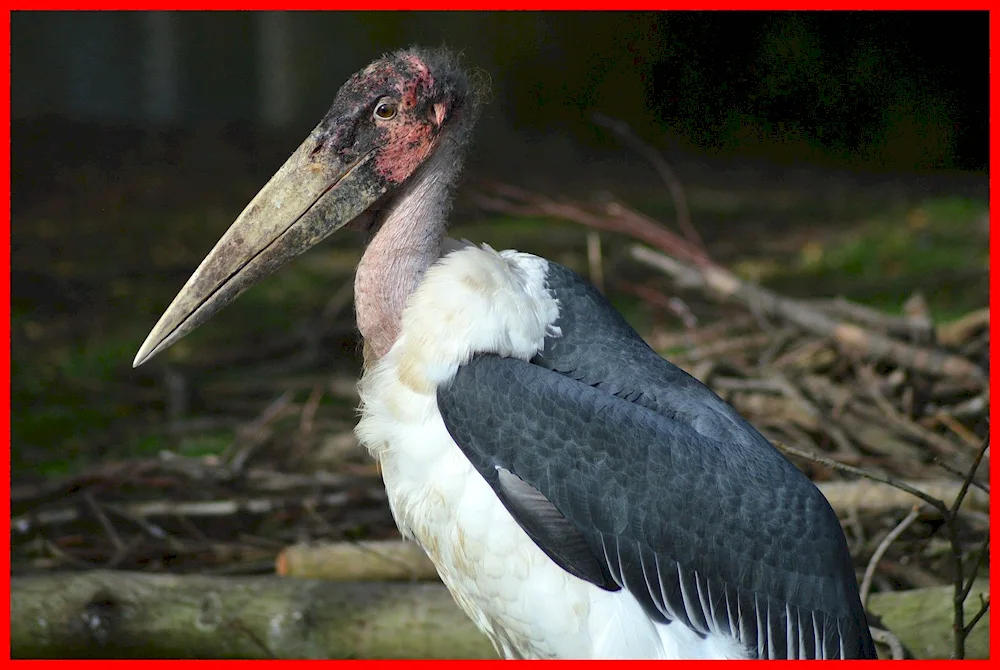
[396,45,491,124]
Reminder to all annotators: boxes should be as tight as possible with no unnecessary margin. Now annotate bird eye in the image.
[373,99,398,121]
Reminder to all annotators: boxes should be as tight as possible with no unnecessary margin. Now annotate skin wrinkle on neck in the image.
[354,141,461,361]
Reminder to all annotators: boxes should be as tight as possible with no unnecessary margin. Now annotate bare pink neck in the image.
[354,146,458,361]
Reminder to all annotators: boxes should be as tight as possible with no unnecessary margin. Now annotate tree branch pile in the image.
[11,455,392,575]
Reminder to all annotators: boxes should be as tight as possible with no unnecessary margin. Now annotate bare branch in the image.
[870,626,907,660]
[772,441,949,515]
[963,595,990,636]
[932,457,989,495]
[591,112,704,254]
[860,505,923,605]
[13,492,360,532]
[949,435,991,659]
[949,436,989,523]
[959,538,990,604]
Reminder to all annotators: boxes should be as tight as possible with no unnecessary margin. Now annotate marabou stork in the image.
[134,47,876,660]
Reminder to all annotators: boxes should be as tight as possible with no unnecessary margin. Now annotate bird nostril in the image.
[310,140,326,156]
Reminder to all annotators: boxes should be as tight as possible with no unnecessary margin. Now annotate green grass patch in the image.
[762,196,988,319]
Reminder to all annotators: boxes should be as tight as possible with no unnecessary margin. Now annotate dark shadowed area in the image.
[10,11,989,660]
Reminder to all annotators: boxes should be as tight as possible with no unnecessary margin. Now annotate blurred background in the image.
[11,11,989,169]
[10,11,990,659]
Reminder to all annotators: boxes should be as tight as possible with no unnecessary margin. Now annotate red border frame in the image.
[2,3,998,9]
[1,5,995,664]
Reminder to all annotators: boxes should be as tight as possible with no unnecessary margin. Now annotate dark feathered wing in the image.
[435,262,876,660]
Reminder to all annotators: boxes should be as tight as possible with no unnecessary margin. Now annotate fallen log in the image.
[815,479,989,516]
[11,571,497,659]
[11,570,987,659]
[276,540,439,582]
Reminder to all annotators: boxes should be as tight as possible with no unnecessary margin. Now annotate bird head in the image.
[133,47,477,367]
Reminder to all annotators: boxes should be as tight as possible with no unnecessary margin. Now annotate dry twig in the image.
[591,112,705,254]
[948,437,990,659]
[860,504,923,605]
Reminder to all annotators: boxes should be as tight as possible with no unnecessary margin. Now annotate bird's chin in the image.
[344,208,379,234]
[354,191,405,243]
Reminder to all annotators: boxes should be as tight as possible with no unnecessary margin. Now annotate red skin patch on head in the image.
[375,119,438,184]
[373,55,441,184]
[399,55,435,109]
[405,56,434,86]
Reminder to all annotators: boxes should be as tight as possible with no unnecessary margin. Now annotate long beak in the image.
[133,132,383,368]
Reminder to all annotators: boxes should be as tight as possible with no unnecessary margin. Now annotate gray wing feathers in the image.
[533,263,759,446]
[436,260,876,659]
[438,354,874,658]
[494,466,614,588]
